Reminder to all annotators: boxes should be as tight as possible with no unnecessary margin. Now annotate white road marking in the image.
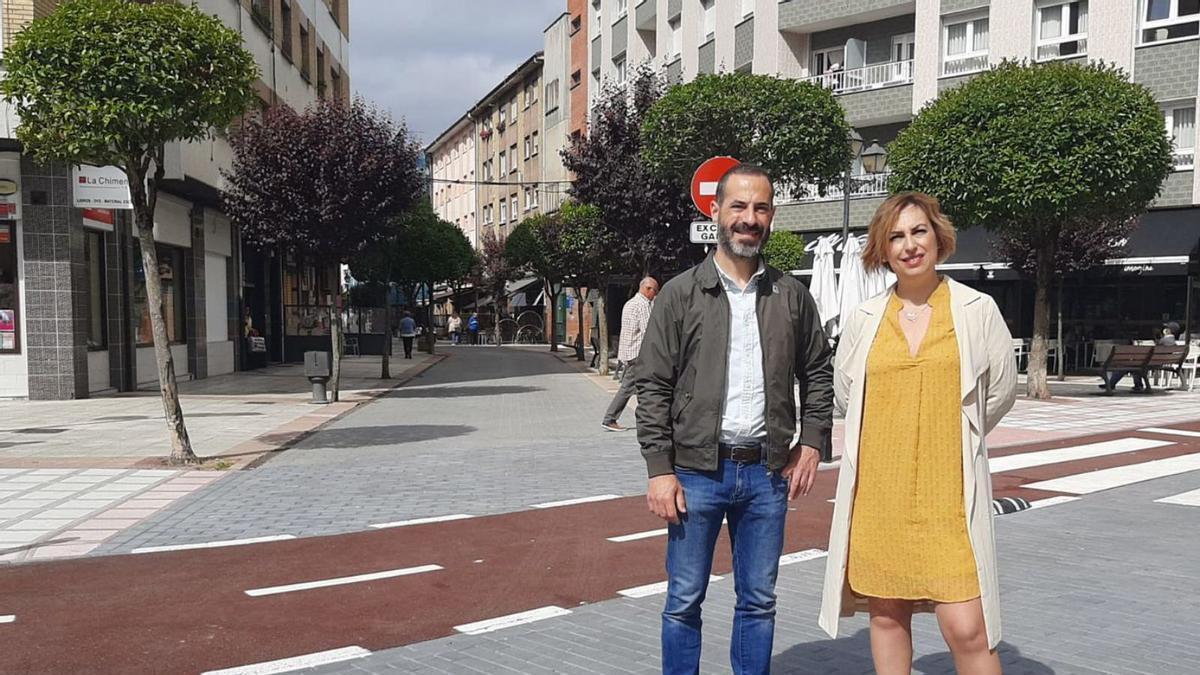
[530,494,621,509]
[245,565,443,597]
[368,514,474,529]
[779,549,829,566]
[1155,488,1200,507]
[1025,496,1081,510]
[0,615,14,624]
[454,606,572,635]
[132,535,296,554]
[1025,454,1200,494]
[1139,427,1200,439]
[617,575,723,599]
[607,528,669,543]
[990,438,1172,473]
[201,646,371,674]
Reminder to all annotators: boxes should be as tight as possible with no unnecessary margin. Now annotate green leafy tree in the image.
[762,230,807,273]
[475,228,515,345]
[558,202,619,369]
[506,214,566,351]
[1,0,257,464]
[888,60,1173,399]
[641,72,852,202]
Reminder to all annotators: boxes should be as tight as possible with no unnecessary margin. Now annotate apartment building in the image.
[0,0,349,399]
[469,53,546,241]
[589,0,1199,339]
[426,116,477,247]
[543,12,575,215]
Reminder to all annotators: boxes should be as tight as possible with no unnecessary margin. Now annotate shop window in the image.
[85,229,107,350]
[0,222,18,353]
[133,243,186,346]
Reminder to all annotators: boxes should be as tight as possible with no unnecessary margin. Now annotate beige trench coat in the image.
[817,277,1017,650]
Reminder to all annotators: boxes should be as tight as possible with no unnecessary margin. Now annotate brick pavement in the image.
[304,471,1200,675]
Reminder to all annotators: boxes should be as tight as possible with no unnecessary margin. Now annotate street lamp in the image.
[841,131,888,244]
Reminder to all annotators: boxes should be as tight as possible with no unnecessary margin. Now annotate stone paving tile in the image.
[302,471,1200,674]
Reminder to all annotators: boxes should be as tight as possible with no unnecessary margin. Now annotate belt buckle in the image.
[731,445,759,463]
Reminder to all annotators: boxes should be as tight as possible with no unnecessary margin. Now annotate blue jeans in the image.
[662,459,789,675]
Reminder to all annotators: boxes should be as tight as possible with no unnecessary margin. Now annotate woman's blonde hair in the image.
[861,191,957,272]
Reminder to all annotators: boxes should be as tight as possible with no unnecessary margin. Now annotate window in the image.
[670,18,682,58]
[592,0,602,33]
[571,70,583,88]
[545,79,560,112]
[0,222,19,353]
[511,194,519,219]
[701,0,716,42]
[812,47,845,76]
[133,244,186,346]
[614,56,627,83]
[1164,103,1196,169]
[1142,0,1200,43]
[510,144,518,172]
[942,14,989,75]
[280,0,293,61]
[510,99,518,121]
[498,106,507,126]
[524,135,532,160]
[524,187,533,211]
[251,0,272,32]
[741,0,754,19]
[616,0,627,20]
[500,199,508,224]
[571,14,582,35]
[498,151,507,176]
[299,25,311,80]
[484,204,493,224]
[530,186,539,210]
[1037,1,1088,59]
[532,131,539,156]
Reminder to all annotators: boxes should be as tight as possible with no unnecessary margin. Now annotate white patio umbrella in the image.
[837,234,870,333]
[810,235,841,336]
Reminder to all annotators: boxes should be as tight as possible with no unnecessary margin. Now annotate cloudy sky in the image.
[350,1,566,147]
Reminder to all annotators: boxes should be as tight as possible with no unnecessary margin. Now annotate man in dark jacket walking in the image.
[635,164,834,674]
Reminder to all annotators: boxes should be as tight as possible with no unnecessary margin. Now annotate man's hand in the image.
[647,474,687,524]
[780,445,820,500]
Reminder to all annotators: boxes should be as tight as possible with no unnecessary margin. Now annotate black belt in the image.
[718,442,765,463]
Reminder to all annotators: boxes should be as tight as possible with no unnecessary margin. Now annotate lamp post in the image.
[840,131,889,244]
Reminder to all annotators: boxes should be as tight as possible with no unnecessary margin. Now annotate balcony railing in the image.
[1036,37,1087,61]
[804,59,913,94]
[787,171,892,204]
[943,53,988,76]
[1174,149,1195,170]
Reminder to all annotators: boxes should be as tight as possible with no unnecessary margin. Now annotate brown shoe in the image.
[600,421,626,432]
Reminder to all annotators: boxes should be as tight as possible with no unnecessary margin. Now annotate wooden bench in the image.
[1099,344,1190,394]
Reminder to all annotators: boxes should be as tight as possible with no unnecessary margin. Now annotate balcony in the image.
[943,53,988,77]
[1174,149,1195,171]
[1036,37,1087,61]
[804,59,912,94]
[786,171,891,204]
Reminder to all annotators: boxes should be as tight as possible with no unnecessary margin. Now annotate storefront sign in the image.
[0,178,18,220]
[72,164,133,210]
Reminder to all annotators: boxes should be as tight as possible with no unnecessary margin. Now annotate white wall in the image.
[137,344,190,386]
[989,0,1032,64]
[205,252,229,342]
[1090,1,1137,74]
[208,340,235,377]
[87,350,111,394]
[913,0,941,111]
[152,193,192,249]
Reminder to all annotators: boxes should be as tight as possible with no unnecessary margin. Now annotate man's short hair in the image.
[715,164,775,204]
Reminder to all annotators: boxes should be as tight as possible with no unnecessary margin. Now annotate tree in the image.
[888,60,1173,399]
[762,230,807,273]
[641,71,852,202]
[223,98,423,401]
[1,0,257,464]
[506,214,566,351]
[476,228,515,345]
[558,201,619,369]
[562,65,697,279]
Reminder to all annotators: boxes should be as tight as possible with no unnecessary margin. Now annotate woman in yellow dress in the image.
[818,192,1017,674]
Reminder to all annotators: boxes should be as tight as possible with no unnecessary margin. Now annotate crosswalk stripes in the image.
[1024,453,1200,495]
[1154,487,1200,507]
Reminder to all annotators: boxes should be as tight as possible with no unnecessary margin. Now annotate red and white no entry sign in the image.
[690,156,740,218]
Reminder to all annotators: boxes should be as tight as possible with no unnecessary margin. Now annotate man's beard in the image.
[717,220,769,259]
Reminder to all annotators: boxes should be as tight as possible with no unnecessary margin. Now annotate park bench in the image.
[1099,344,1190,394]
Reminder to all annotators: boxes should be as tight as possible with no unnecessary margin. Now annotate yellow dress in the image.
[848,280,980,602]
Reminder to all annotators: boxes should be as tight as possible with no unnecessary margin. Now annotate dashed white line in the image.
[1155,487,1200,507]
[368,514,474,529]
[132,535,296,554]
[989,438,1173,473]
[617,575,723,599]
[201,646,371,674]
[454,606,573,635]
[0,615,14,624]
[1025,454,1200,494]
[1139,427,1200,439]
[779,549,828,566]
[530,494,622,509]
[244,565,443,597]
[607,528,669,543]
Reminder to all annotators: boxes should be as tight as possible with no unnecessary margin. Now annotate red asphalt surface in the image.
[1,423,1198,674]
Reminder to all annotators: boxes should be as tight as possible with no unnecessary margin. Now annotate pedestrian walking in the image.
[635,164,834,675]
[601,276,659,432]
[819,192,1017,674]
[447,312,463,346]
[467,312,480,345]
[398,311,417,359]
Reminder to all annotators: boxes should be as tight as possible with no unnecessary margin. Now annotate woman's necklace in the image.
[901,304,930,322]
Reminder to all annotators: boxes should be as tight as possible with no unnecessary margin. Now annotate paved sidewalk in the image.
[306,471,1200,675]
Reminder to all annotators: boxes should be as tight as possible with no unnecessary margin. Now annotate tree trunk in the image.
[545,279,557,352]
[1027,244,1055,400]
[380,295,391,379]
[329,299,342,402]
[575,286,586,361]
[596,284,610,375]
[425,280,436,355]
[128,156,197,466]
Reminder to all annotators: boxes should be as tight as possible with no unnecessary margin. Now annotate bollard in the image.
[304,350,331,405]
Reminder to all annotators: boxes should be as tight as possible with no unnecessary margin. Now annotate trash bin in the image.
[304,350,331,404]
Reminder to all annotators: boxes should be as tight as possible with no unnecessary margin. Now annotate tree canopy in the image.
[762,230,807,273]
[641,72,852,201]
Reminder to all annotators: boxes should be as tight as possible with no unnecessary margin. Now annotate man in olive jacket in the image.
[635,164,833,675]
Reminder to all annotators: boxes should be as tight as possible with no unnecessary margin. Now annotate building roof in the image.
[425,113,473,155]
[467,51,545,120]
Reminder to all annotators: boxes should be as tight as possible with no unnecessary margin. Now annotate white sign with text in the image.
[690,220,718,245]
[72,164,133,210]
